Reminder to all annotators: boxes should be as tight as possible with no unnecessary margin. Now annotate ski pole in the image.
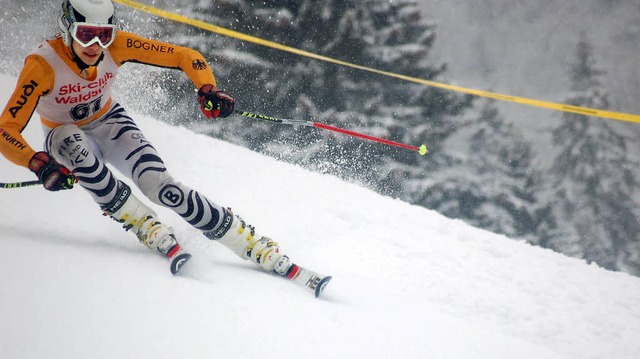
[0,180,41,189]
[234,110,428,156]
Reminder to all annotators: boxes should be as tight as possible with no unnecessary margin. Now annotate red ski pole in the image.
[235,110,428,156]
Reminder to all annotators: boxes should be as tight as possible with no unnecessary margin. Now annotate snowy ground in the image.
[1,73,639,358]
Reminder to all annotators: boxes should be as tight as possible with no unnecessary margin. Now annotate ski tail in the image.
[286,264,332,297]
[170,252,192,275]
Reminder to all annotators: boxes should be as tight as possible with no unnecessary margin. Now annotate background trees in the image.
[146,0,640,276]
[542,35,640,273]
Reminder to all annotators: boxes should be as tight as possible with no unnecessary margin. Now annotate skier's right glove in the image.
[28,151,76,191]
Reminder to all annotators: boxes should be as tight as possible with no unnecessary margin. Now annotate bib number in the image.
[70,96,103,121]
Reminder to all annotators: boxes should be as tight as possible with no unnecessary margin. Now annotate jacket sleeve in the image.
[108,31,217,90]
[0,55,54,168]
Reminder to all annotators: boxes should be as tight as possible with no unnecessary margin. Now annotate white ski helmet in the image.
[58,0,117,47]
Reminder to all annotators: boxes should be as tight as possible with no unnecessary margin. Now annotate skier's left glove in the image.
[198,84,235,119]
[28,151,76,191]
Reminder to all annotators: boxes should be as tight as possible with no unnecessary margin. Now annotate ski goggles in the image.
[70,23,117,48]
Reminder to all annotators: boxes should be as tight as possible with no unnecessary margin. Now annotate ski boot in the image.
[206,208,331,297]
[102,182,191,274]
[205,208,283,272]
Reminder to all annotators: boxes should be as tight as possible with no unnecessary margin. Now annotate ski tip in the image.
[170,253,192,275]
[314,276,332,298]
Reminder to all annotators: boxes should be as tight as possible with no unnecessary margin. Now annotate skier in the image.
[0,0,329,294]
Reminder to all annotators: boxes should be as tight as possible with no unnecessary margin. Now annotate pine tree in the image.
[411,99,544,242]
[545,34,640,274]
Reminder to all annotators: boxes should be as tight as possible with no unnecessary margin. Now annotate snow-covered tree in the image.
[544,35,640,274]
[411,99,545,242]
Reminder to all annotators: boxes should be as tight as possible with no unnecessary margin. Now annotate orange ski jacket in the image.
[0,31,216,168]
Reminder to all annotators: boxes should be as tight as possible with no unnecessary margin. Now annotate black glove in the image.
[28,151,76,191]
[198,84,235,118]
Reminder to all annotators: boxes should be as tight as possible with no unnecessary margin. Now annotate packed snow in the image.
[1,73,639,358]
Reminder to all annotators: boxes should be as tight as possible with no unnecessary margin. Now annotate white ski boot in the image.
[103,182,191,274]
[205,208,284,272]
[206,208,332,297]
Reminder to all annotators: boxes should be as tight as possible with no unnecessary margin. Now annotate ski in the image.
[283,263,332,298]
[169,252,192,275]
[167,250,330,296]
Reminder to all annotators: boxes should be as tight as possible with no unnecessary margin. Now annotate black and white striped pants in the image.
[44,103,224,233]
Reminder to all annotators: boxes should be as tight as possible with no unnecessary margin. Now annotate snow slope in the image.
[0,72,639,359]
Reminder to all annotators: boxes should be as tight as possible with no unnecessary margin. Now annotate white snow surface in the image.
[0,73,639,359]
